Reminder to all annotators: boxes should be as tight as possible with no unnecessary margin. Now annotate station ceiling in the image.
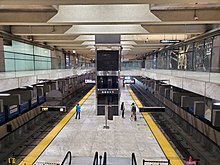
[0,1,220,60]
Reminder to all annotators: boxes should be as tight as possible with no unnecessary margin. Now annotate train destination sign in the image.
[123,79,135,84]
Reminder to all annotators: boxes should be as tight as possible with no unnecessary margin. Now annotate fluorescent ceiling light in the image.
[48,4,161,24]
[213,102,220,106]
[65,24,148,35]
[36,84,44,87]
[19,87,27,89]
[0,94,11,96]
[160,40,182,43]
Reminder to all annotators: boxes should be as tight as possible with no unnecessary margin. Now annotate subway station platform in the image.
[20,86,182,165]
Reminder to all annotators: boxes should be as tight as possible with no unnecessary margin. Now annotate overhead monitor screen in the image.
[97,50,119,71]
[123,79,135,84]
[85,79,96,84]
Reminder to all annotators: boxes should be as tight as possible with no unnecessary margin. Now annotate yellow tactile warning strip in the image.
[19,86,95,165]
[127,86,184,165]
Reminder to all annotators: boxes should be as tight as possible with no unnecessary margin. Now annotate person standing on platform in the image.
[75,103,81,119]
[120,102,125,119]
[131,103,137,121]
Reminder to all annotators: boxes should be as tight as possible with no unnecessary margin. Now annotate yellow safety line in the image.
[127,86,184,165]
[19,86,96,165]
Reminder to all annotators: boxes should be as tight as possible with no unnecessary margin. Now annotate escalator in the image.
[60,151,137,165]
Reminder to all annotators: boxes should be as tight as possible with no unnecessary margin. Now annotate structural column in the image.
[0,37,5,72]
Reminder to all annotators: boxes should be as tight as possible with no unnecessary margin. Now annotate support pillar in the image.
[0,37,5,72]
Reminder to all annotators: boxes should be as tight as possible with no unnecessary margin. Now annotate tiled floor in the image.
[35,86,167,165]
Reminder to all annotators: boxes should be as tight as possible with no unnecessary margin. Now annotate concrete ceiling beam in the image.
[152,9,220,22]
[0,0,219,5]
[11,25,71,35]
[0,11,57,25]
[33,35,79,41]
[142,24,206,34]
[151,4,220,10]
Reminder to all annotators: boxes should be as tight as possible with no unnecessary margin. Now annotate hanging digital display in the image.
[123,79,135,84]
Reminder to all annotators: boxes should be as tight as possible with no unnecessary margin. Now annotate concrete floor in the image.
[35,86,167,165]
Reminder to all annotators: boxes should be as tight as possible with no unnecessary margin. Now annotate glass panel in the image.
[209,36,220,83]
[211,35,220,73]
[194,40,205,71]
[4,51,15,71]
[121,60,143,70]
[186,43,194,71]
[34,46,51,70]
[157,51,166,69]
[169,47,179,70]
[204,38,213,71]
[5,58,15,71]
[177,45,187,70]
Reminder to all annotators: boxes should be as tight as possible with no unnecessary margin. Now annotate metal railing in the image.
[132,153,137,165]
[93,151,98,165]
[103,152,107,165]
[61,151,72,165]
[143,159,170,165]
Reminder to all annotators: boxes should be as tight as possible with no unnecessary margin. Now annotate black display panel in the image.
[97,76,118,88]
[97,50,119,71]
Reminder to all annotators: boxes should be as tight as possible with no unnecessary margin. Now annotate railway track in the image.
[0,84,94,165]
[130,82,212,165]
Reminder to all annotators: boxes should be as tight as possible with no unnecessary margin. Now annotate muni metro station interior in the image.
[0,1,220,165]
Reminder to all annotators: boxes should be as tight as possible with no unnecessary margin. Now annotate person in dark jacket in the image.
[120,102,125,119]
[131,102,137,121]
[75,103,81,119]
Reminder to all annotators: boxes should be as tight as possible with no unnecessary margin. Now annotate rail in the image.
[61,151,72,165]
[132,153,137,165]
[103,152,107,165]
[143,159,170,165]
[93,151,98,165]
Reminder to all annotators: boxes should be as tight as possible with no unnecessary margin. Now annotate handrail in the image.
[61,151,72,165]
[143,159,170,165]
[103,152,107,165]
[132,153,137,165]
[93,151,98,165]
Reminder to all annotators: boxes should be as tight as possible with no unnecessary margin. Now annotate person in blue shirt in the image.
[75,103,81,119]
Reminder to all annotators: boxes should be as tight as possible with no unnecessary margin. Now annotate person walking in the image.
[120,102,125,119]
[131,103,137,121]
[75,103,81,119]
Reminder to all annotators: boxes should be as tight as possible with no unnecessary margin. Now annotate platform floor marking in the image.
[127,86,184,165]
[19,86,95,165]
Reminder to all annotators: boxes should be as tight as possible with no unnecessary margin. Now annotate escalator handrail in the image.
[93,151,98,165]
[103,152,107,165]
[61,151,72,165]
[132,153,137,165]
[143,159,170,165]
